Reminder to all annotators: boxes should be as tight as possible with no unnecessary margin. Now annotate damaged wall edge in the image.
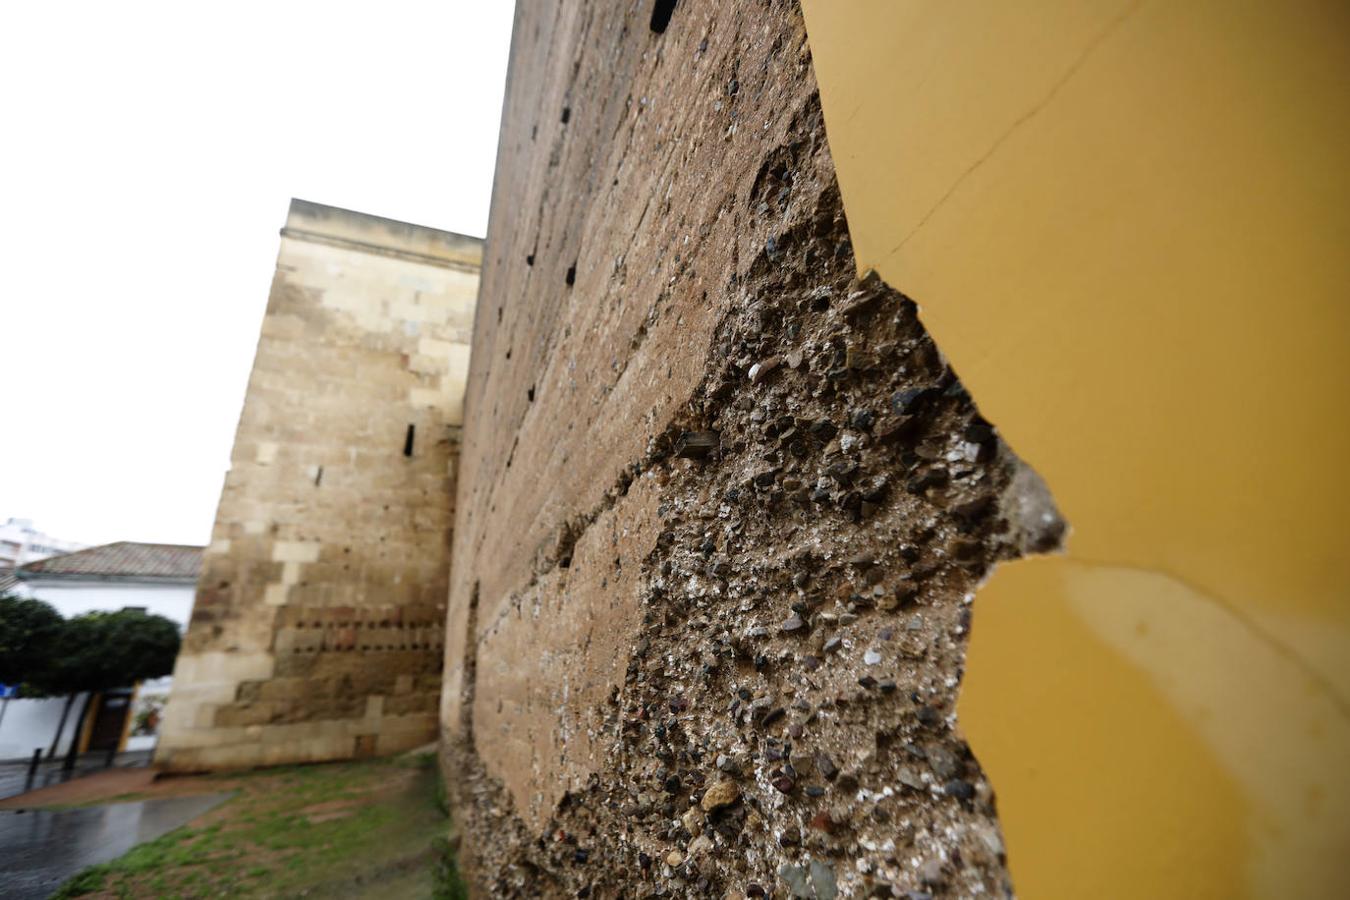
[437,3,1070,895]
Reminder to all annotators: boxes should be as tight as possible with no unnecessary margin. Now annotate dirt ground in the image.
[0,766,222,811]
[8,754,462,899]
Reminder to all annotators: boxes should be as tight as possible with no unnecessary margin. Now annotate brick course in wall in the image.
[157,200,480,771]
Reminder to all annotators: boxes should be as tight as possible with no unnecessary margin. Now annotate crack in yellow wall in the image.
[802,1,1350,896]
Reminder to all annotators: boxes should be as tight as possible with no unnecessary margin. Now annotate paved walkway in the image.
[0,792,229,900]
[0,750,152,802]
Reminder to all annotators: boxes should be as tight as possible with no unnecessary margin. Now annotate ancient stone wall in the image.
[158,200,480,771]
[440,3,1057,897]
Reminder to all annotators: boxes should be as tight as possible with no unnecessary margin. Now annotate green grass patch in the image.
[431,834,471,900]
[53,755,464,899]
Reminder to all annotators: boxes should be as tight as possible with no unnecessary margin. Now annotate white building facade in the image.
[0,542,200,760]
[0,517,87,570]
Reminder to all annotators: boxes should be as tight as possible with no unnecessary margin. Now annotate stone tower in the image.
[158,200,479,770]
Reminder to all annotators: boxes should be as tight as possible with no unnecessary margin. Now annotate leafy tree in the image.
[52,609,182,764]
[0,593,63,689]
[3,605,183,762]
[41,609,181,695]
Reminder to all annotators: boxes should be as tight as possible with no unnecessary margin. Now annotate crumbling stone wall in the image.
[159,200,480,770]
[441,3,1062,897]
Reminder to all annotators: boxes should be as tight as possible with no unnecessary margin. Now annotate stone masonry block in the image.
[271,541,321,563]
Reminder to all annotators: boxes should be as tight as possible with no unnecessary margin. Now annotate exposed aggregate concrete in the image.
[443,3,1064,897]
[447,144,1062,900]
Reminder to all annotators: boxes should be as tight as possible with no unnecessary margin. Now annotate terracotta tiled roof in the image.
[17,542,203,582]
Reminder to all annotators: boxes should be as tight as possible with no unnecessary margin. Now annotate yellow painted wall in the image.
[801,1,1350,897]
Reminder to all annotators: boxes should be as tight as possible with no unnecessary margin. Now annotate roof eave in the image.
[14,571,199,586]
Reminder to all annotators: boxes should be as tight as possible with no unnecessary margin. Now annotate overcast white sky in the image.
[0,1,513,548]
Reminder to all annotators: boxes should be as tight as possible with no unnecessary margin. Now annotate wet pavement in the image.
[0,792,229,900]
[0,750,153,802]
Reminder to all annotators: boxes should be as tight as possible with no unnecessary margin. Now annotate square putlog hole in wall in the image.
[650,0,677,34]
